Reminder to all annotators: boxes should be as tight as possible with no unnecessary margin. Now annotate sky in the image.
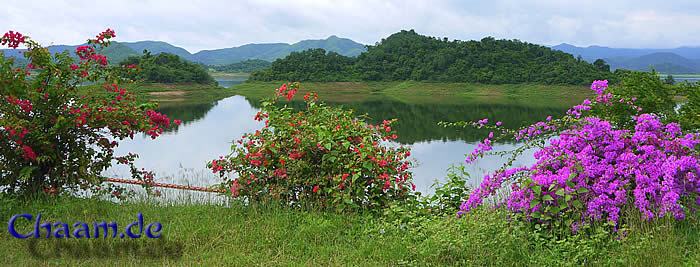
[2,0,700,53]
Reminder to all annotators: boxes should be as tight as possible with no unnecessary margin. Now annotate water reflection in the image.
[106,95,560,195]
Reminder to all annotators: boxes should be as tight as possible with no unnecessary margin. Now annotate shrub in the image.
[451,79,700,233]
[210,83,414,211]
[0,29,179,197]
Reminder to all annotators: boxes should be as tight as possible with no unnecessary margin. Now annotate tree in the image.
[664,74,676,85]
[593,59,610,72]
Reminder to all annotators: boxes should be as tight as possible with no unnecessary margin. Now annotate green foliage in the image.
[251,49,356,82]
[210,83,414,211]
[677,82,700,129]
[665,74,676,85]
[210,59,271,73]
[120,52,215,84]
[593,58,610,72]
[251,30,616,85]
[613,71,675,116]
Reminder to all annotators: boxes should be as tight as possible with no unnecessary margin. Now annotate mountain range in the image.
[552,43,700,74]
[4,36,700,74]
[0,35,367,66]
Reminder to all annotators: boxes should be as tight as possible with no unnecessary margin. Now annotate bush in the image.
[210,83,414,211]
[0,29,179,197]
[452,79,700,233]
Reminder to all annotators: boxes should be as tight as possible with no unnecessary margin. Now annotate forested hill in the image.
[250,30,617,85]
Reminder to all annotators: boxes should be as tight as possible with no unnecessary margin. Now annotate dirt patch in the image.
[155,98,186,102]
[148,90,187,97]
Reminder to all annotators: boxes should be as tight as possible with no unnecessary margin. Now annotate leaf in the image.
[573,200,583,209]
[532,185,542,196]
[19,166,37,181]
[530,199,541,208]
[543,195,554,201]
[555,188,565,196]
[324,143,332,150]
[576,187,589,194]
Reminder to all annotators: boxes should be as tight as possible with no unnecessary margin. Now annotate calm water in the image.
[105,81,568,195]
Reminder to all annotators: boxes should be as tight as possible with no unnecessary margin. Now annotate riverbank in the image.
[1,196,698,265]
[80,83,238,108]
[231,81,591,108]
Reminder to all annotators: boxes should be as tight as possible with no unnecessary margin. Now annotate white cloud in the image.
[0,0,699,52]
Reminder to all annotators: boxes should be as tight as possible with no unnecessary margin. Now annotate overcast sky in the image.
[2,0,699,53]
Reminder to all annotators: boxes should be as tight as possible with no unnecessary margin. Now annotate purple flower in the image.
[591,80,609,95]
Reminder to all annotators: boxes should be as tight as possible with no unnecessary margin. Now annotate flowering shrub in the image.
[0,29,179,196]
[452,79,700,231]
[210,83,414,211]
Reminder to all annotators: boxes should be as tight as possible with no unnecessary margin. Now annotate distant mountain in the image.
[121,41,192,60]
[191,36,366,65]
[605,52,700,74]
[552,43,700,61]
[191,43,289,66]
[1,35,366,67]
[552,43,700,74]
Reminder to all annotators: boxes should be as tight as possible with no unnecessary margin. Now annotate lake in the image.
[104,79,570,197]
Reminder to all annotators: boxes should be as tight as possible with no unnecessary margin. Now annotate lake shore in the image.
[230,81,592,107]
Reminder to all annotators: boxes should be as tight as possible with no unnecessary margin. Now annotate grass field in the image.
[1,196,698,266]
[231,81,591,108]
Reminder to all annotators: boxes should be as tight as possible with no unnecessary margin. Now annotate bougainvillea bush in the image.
[210,83,414,211]
[453,79,700,232]
[0,30,179,197]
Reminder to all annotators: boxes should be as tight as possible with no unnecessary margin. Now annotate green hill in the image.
[250,30,616,85]
[120,52,216,84]
[121,41,193,60]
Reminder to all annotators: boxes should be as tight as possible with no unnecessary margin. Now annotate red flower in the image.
[75,46,95,60]
[22,145,37,161]
[277,84,287,95]
[312,185,320,193]
[289,151,303,160]
[230,180,240,197]
[285,88,297,101]
[173,119,182,126]
[273,168,287,178]
[1,31,25,49]
[70,64,79,70]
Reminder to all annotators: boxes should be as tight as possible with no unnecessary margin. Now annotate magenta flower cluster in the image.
[459,80,700,227]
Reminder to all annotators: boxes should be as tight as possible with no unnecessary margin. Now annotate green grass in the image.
[1,196,698,266]
[231,81,591,108]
